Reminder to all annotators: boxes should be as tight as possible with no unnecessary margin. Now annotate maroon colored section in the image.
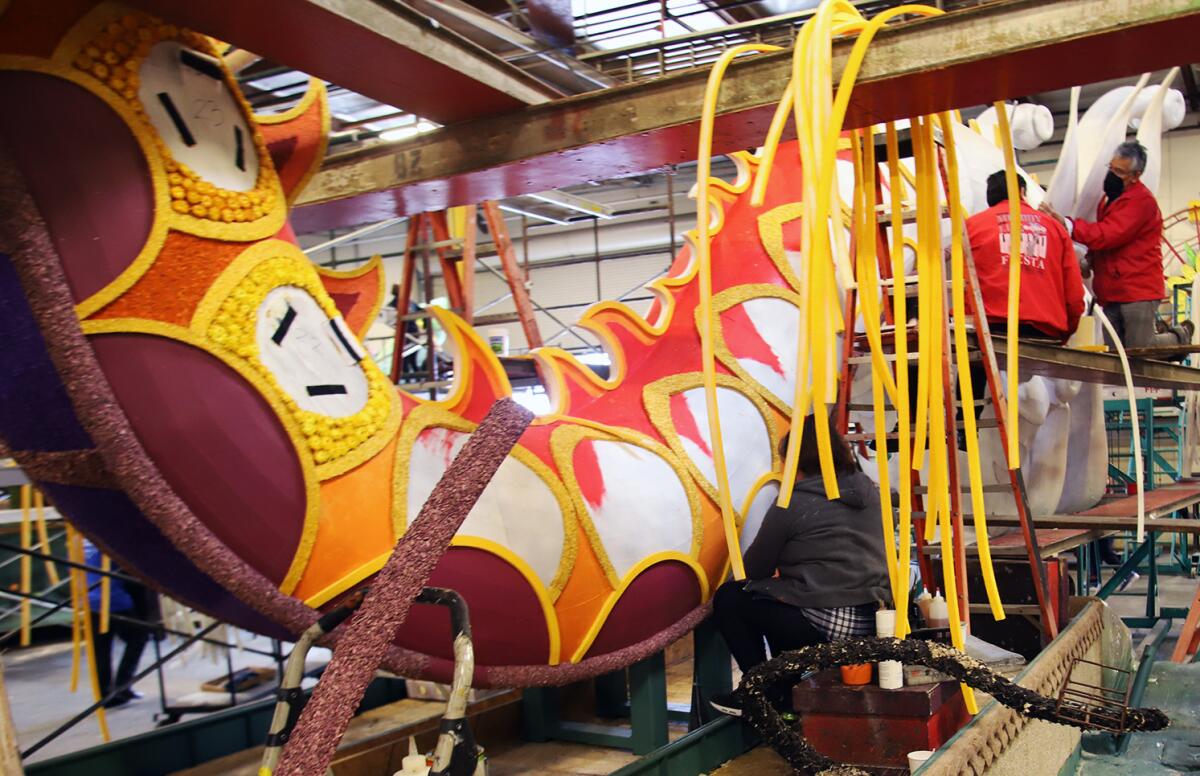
[0,72,153,305]
[89,333,305,585]
[392,546,550,666]
[582,560,702,659]
[328,292,360,322]
[128,0,540,125]
[793,671,969,768]
[267,136,298,177]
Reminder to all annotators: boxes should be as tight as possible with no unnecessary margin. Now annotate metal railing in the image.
[578,0,995,84]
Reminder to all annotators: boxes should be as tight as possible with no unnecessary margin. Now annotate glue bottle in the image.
[915,591,933,626]
[928,592,950,629]
[394,737,430,776]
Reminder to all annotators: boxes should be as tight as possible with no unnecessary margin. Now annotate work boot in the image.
[1167,320,1195,362]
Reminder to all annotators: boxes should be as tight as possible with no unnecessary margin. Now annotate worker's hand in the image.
[1039,201,1065,227]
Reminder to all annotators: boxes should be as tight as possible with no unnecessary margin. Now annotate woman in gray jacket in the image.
[710,413,890,716]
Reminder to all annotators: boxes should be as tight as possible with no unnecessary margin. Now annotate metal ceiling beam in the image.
[291,0,1200,231]
[128,0,557,125]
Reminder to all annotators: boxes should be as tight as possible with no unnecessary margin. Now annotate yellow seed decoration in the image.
[206,256,393,467]
[69,10,279,227]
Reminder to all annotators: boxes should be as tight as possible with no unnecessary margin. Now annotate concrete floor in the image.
[6,630,330,764]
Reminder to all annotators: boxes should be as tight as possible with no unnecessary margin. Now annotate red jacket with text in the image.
[1073,180,1164,304]
[967,201,1085,341]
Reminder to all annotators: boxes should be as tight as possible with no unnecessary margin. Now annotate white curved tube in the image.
[1091,300,1146,541]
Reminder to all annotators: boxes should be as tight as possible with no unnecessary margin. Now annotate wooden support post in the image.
[0,659,21,776]
[628,651,668,755]
[482,201,543,350]
[460,204,478,324]
[389,213,424,383]
[960,232,1057,640]
[1170,580,1200,662]
[428,211,465,313]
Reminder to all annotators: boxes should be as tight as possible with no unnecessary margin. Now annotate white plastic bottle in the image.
[394,737,430,776]
[928,593,950,629]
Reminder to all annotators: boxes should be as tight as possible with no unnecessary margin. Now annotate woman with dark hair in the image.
[710,414,890,716]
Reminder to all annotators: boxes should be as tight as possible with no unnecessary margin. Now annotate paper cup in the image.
[907,749,934,773]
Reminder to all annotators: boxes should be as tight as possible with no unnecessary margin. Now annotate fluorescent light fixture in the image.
[497,204,570,226]
[378,119,437,143]
[526,190,615,219]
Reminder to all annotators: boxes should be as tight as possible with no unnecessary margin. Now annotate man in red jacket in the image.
[1043,141,1192,349]
[969,171,1085,343]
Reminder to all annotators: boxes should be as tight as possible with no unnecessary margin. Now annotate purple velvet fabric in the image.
[0,252,94,452]
[40,482,289,639]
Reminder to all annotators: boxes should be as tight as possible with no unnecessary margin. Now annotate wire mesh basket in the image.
[1054,656,1134,733]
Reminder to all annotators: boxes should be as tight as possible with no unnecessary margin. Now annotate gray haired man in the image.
[1043,141,1193,350]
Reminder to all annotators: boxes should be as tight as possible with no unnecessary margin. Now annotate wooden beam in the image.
[482,202,543,350]
[990,337,1200,391]
[128,0,555,125]
[0,660,21,776]
[293,0,1200,231]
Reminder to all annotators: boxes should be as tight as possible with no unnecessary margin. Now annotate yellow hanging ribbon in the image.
[993,101,1023,468]
[66,527,110,740]
[937,112,1006,621]
[18,486,31,647]
[32,490,60,586]
[852,128,900,603]
[885,122,915,639]
[696,41,784,579]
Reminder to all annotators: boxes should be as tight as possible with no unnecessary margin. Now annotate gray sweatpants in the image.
[1102,300,1184,349]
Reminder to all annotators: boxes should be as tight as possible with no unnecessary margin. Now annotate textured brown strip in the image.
[923,601,1105,776]
[9,448,117,489]
[0,137,317,633]
[276,398,532,776]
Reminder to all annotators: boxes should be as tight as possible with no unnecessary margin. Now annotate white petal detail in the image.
[408,428,565,590]
[577,440,693,578]
[676,387,773,512]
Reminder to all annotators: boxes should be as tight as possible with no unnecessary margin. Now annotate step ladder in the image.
[389,203,544,390]
[835,127,1057,641]
[1170,581,1200,662]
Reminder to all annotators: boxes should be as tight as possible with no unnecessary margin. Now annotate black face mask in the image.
[1103,171,1126,201]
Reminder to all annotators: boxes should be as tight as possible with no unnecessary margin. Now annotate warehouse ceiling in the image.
[157,0,1198,235]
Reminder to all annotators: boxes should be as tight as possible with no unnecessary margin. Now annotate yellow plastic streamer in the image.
[18,486,31,647]
[66,526,110,740]
[696,41,783,579]
[32,490,60,586]
[100,553,112,635]
[852,128,900,602]
[885,121,914,639]
[912,117,942,545]
[937,112,1006,620]
[993,101,1022,467]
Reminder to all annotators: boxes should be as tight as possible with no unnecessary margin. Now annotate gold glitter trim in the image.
[706,283,804,414]
[641,371,779,513]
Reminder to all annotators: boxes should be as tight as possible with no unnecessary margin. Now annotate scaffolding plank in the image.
[292,0,1200,230]
[991,337,1200,391]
